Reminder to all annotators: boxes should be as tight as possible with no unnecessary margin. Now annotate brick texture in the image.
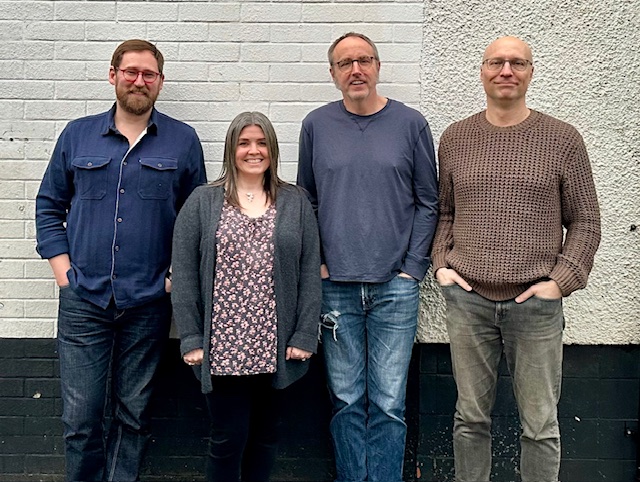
[0,341,638,480]
[0,0,422,329]
[0,338,334,481]
[417,344,640,482]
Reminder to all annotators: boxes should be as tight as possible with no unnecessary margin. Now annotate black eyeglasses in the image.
[332,56,378,72]
[482,58,532,72]
[115,68,162,84]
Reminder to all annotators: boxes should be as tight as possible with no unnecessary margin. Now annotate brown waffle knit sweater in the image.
[432,110,601,301]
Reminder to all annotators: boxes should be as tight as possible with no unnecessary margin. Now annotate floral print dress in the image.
[210,200,277,376]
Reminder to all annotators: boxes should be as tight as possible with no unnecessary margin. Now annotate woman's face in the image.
[235,125,270,179]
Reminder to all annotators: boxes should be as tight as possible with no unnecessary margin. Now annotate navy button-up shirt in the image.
[36,104,207,309]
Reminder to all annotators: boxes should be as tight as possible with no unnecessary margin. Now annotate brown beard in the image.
[116,86,157,116]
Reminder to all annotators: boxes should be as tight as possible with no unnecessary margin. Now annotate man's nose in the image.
[500,61,514,75]
[133,73,146,86]
[351,60,363,73]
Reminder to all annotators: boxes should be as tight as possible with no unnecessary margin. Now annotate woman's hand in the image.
[286,346,313,362]
[183,348,204,366]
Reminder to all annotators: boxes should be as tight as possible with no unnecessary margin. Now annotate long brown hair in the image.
[211,112,286,206]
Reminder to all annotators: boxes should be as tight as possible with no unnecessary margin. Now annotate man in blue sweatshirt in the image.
[297,32,438,482]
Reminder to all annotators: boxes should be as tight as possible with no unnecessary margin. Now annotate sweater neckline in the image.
[339,98,392,119]
[477,109,541,133]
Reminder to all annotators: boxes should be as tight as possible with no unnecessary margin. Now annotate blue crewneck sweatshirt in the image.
[297,99,438,282]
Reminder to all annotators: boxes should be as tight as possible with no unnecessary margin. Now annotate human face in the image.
[330,36,380,105]
[234,125,270,180]
[109,50,164,116]
[480,36,533,104]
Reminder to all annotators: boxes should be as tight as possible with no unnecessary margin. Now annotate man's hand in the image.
[320,264,330,279]
[515,280,562,303]
[398,272,416,280]
[435,267,472,291]
[48,254,71,287]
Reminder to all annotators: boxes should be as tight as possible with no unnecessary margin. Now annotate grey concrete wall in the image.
[417,0,640,344]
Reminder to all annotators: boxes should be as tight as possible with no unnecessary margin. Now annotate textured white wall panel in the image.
[418,0,640,344]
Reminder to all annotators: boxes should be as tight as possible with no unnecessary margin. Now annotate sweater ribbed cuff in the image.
[431,253,448,278]
[549,263,583,297]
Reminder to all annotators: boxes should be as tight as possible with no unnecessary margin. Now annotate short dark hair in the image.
[327,32,380,64]
[111,39,164,73]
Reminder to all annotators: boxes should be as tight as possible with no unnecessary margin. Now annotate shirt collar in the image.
[102,103,159,136]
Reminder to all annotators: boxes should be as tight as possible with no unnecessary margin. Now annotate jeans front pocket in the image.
[71,156,111,200]
[137,157,178,199]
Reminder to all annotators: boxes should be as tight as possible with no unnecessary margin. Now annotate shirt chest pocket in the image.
[71,156,111,200]
[138,158,178,200]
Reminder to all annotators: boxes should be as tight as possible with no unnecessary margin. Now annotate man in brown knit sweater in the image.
[432,36,601,482]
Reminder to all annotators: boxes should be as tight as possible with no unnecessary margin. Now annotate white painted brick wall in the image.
[0,0,423,337]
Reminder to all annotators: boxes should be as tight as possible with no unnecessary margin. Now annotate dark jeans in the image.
[57,286,171,482]
[204,374,282,482]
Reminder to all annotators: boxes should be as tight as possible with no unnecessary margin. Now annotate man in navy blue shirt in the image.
[297,33,438,482]
[36,39,207,482]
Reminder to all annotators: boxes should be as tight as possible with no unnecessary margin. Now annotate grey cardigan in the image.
[171,184,321,392]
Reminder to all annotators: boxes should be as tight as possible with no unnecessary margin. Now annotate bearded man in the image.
[36,39,206,482]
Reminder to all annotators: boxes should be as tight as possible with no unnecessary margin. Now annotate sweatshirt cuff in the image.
[401,253,430,282]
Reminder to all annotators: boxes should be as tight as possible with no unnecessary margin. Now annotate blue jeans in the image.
[57,286,171,482]
[442,285,564,482]
[320,275,419,482]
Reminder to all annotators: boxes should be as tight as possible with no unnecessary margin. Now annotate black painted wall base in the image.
[417,344,640,482]
[0,339,638,481]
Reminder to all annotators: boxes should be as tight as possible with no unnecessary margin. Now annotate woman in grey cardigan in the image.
[171,112,321,482]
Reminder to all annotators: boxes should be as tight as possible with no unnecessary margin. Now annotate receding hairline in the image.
[482,36,533,62]
[327,32,380,64]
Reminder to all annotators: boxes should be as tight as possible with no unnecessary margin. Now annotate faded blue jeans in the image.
[442,285,564,482]
[320,275,419,482]
[57,286,171,482]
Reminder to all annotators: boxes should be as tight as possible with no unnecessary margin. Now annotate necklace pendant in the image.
[246,192,254,202]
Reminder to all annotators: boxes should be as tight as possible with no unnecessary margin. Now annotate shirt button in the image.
[115,245,120,251]
[157,163,163,168]
[112,274,117,280]
[120,188,125,194]
[117,217,123,223]
[123,161,128,166]
[87,162,93,167]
